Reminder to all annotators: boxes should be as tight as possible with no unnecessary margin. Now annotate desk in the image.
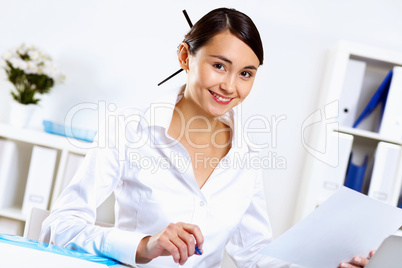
[0,236,128,268]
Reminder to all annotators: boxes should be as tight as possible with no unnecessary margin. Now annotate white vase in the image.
[9,101,37,128]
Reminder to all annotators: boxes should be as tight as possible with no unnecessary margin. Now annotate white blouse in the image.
[40,86,301,268]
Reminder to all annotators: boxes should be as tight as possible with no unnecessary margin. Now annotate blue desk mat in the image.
[0,234,120,266]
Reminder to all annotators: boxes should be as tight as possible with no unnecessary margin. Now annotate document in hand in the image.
[260,187,402,268]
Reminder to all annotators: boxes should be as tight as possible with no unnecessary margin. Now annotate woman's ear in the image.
[178,42,190,71]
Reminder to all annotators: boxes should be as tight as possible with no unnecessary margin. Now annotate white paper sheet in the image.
[260,187,402,268]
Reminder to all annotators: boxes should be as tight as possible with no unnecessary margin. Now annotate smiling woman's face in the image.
[179,31,260,117]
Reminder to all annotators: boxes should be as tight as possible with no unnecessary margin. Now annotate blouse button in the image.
[199,201,205,206]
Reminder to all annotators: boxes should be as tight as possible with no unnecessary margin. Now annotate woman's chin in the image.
[208,108,230,118]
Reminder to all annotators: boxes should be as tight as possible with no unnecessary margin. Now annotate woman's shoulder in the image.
[115,105,148,118]
[113,105,149,134]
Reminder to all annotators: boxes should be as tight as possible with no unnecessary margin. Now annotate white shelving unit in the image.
[337,126,402,146]
[0,123,88,155]
[0,123,115,236]
[295,41,402,223]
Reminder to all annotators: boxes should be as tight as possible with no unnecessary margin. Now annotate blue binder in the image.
[344,153,369,192]
[398,194,402,209]
[353,70,393,128]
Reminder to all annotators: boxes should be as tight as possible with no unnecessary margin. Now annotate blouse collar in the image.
[142,85,251,156]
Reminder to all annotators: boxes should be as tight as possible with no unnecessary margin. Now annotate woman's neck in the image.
[168,94,228,148]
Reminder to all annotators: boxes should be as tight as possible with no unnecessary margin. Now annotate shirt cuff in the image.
[103,228,149,266]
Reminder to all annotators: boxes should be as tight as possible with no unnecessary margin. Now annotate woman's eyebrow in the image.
[210,55,232,64]
[244,65,257,70]
[209,55,257,70]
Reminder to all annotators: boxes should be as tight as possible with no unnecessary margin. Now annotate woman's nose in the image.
[220,74,236,94]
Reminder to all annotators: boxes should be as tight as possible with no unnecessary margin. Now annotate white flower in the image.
[28,50,40,62]
[37,67,43,74]
[4,51,13,60]
[55,73,65,83]
[17,44,28,55]
[3,47,17,60]
[3,43,65,83]
[9,58,18,68]
[10,58,27,71]
[18,60,28,71]
[25,61,38,74]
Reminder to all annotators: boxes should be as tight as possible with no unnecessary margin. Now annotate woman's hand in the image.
[136,222,204,265]
[338,250,375,267]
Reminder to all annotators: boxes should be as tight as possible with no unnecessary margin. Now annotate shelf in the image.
[336,126,402,146]
[0,123,93,226]
[0,123,88,155]
[0,207,26,221]
[295,42,402,223]
[339,40,402,66]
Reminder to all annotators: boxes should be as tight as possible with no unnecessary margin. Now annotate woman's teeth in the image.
[212,91,230,102]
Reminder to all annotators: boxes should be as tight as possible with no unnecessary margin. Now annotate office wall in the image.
[1,0,402,255]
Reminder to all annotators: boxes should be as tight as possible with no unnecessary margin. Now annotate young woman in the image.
[40,7,371,268]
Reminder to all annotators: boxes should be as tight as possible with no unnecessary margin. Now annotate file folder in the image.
[368,142,401,204]
[317,133,354,204]
[22,146,57,216]
[0,140,20,208]
[379,66,402,140]
[353,69,393,129]
[344,153,368,192]
[339,59,366,127]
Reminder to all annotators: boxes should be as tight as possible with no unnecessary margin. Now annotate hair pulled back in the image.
[182,8,264,65]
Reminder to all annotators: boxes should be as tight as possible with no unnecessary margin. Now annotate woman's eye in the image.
[213,63,225,70]
[241,71,252,78]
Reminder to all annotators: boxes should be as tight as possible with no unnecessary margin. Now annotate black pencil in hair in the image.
[157,69,184,86]
[182,9,193,28]
[157,10,193,86]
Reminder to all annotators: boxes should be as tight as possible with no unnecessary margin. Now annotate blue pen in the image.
[195,245,202,255]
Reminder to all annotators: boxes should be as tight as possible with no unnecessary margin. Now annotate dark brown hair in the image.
[182,8,264,65]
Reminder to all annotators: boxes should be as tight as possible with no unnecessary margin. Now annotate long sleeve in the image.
[39,93,302,267]
[39,136,148,266]
[225,169,304,268]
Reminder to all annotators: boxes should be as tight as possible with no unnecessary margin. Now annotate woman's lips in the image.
[209,90,233,105]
